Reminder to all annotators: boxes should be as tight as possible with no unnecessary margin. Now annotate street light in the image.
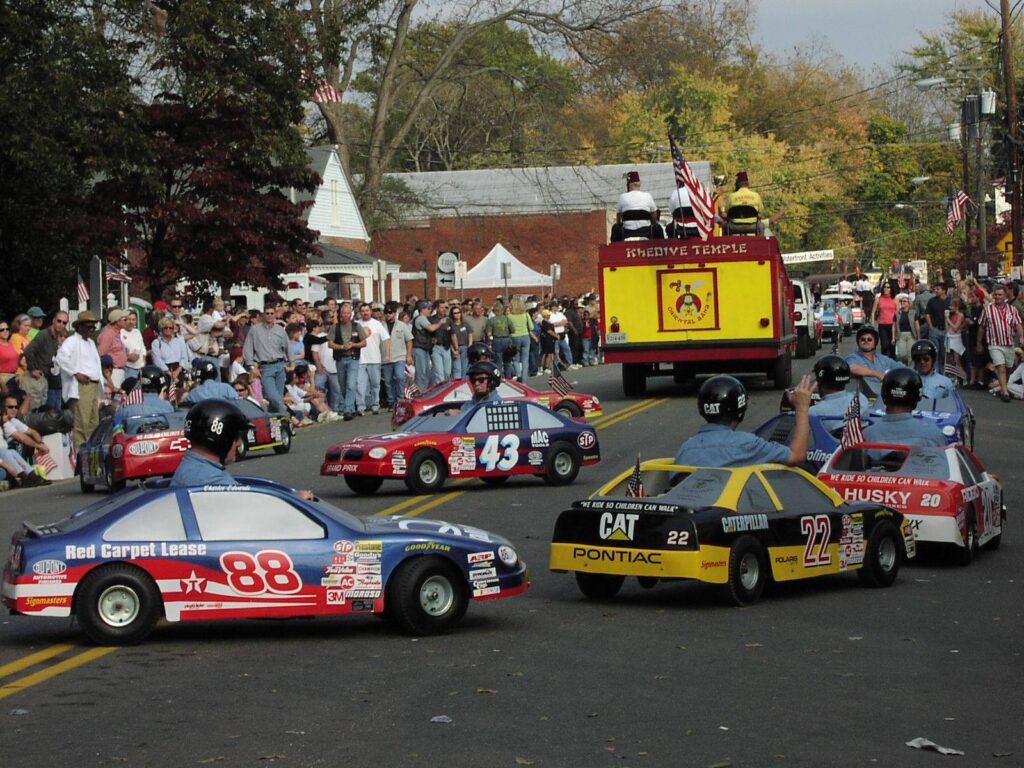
[894,203,924,261]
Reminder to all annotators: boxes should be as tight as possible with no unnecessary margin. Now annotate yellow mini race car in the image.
[549,460,916,605]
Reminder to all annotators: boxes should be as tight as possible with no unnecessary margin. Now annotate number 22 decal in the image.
[480,434,520,471]
[800,515,832,567]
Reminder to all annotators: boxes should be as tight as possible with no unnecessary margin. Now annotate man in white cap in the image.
[611,170,658,242]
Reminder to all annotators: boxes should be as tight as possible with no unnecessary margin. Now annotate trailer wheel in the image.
[622,363,647,397]
[772,350,793,389]
[796,329,811,359]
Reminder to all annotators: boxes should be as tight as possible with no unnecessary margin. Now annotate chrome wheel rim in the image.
[97,585,140,628]
[878,537,898,572]
[553,452,573,476]
[418,460,440,485]
[739,552,760,590]
[419,575,454,616]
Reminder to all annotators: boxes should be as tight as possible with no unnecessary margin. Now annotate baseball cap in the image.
[26,306,46,318]
[107,308,130,323]
[416,300,431,311]
[153,300,169,310]
[100,354,114,368]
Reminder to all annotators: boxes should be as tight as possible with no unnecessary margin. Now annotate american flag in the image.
[548,366,574,397]
[34,449,58,478]
[105,262,132,283]
[944,357,967,383]
[167,376,178,404]
[313,83,341,103]
[946,190,970,235]
[76,273,89,304]
[404,380,421,399]
[119,382,144,407]
[840,394,865,449]
[669,134,714,239]
[625,454,644,497]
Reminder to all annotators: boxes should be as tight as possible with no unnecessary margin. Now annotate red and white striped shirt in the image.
[979,301,1022,347]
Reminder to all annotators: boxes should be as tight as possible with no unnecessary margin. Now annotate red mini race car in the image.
[818,442,1005,565]
[324,399,601,494]
[391,378,601,429]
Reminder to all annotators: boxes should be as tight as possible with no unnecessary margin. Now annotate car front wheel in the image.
[76,564,161,645]
[234,432,249,461]
[404,450,447,494]
[273,424,292,454]
[345,475,384,495]
[387,557,468,635]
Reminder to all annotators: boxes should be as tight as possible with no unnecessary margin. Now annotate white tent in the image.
[459,243,553,289]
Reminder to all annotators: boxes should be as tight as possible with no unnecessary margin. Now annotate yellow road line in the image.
[589,398,656,428]
[595,398,669,430]
[401,490,467,518]
[0,644,76,680]
[374,479,470,517]
[0,646,118,701]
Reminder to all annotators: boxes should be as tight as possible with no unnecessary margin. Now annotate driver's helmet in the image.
[813,355,851,389]
[467,342,495,365]
[881,367,922,409]
[697,375,747,424]
[184,400,247,463]
[856,324,880,343]
[192,359,219,383]
[138,365,168,394]
[911,339,938,364]
[467,360,501,391]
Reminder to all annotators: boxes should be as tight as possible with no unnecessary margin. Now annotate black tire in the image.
[720,535,768,606]
[386,557,468,635]
[984,532,1002,551]
[959,417,974,452]
[104,459,125,493]
[543,441,581,486]
[480,476,509,487]
[273,424,292,455]
[796,329,811,359]
[575,572,624,600]
[78,455,95,493]
[955,517,977,567]
[234,432,249,461]
[554,400,583,418]
[345,475,384,495]
[404,450,446,494]
[772,350,793,389]
[75,564,161,645]
[622,363,647,397]
[858,520,901,587]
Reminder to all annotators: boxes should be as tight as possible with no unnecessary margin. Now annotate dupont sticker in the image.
[128,441,160,456]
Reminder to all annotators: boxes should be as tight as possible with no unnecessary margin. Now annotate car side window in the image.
[191,492,325,541]
[737,475,777,514]
[104,493,187,541]
[496,381,524,398]
[465,401,522,434]
[524,404,563,429]
[761,470,836,513]
[955,450,981,485]
[443,383,472,402]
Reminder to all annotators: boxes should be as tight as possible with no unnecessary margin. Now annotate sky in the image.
[754,0,989,71]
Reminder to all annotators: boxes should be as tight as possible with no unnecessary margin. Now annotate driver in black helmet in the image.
[183,359,239,404]
[113,365,174,427]
[674,373,815,468]
[466,341,495,366]
[846,325,899,394]
[861,368,945,446]
[911,339,954,398]
[808,355,869,418]
[448,361,502,413]
[171,400,315,498]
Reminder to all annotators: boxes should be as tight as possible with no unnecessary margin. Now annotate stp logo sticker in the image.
[576,431,596,449]
[334,540,354,554]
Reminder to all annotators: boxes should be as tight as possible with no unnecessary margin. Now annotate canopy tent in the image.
[459,243,553,289]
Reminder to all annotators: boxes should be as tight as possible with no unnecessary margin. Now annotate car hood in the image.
[362,515,515,549]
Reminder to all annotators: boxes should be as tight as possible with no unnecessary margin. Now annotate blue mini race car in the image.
[2,478,529,644]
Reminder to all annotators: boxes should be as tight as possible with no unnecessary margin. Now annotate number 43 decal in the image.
[480,434,520,471]
[800,514,832,567]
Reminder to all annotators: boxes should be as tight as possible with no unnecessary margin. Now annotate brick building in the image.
[372,161,710,299]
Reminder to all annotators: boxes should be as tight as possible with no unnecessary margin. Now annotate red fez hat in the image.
[626,170,640,184]
[735,171,749,186]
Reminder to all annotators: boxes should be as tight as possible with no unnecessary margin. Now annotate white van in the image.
[791,277,820,358]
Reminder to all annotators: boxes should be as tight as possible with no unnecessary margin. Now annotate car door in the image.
[461,400,531,477]
[181,488,330,619]
[956,447,1002,545]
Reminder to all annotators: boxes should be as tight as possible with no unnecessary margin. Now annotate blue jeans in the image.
[556,336,573,367]
[319,370,342,412]
[47,388,63,411]
[529,338,541,376]
[383,361,406,403]
[582,338,598,365]
[492,337,514,379]
[358,363,382,411]
[431,345,452,386]
[335,357,360,413]
[512,335,531,380]
[413,347,432,391]
[453,345,469,378]
[260,361,287,414]
[928,327,947,372]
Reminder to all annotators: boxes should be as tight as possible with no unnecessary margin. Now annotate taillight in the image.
[794,311,803,321]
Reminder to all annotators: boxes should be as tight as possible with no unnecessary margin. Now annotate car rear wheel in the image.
[345,475,384,495]
[575,572,624,600]
[273,425,292,454]
[796,329,811,359]
[858,520,901,587]
[720,536,767,606]
[543,441,580,486]
[387,557,468,635]
[955,518,977,567]
[772,350,793,390]
[78,455,95,493]
[104,459,125,493]
[554,400,582,418]
[234,432,249,461]
[76,564,161,646]
[404,450,446,494]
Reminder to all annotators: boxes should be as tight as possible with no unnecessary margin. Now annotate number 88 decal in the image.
[220,549,302,595]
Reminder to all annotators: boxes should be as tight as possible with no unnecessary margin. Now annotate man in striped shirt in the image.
[977,284,1024,402]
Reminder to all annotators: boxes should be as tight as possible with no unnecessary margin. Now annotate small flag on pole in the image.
[840,395,865,449]
[625,454,644,498]
[669,134,714,239]
[76,273,90,304]
[105,262,132,283]
[119,381,144,407]
[946,190,970,235]
[34,449,58,478]
[944,357,967,383]
[548,366,574,397]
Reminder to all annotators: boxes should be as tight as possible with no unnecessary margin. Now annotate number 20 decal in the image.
[800,515,832,567]
[480,434,520,471]
[220,550,302,595]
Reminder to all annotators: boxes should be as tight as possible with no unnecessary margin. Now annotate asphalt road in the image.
[1,347,1021,768]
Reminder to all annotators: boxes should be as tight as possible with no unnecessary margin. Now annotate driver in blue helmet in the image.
[183,359,238,404]
[861,368,946,447]
[911,339,955,398]
[113,365,175,427]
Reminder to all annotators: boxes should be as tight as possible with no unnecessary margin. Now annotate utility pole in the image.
[1002,0,1020,275]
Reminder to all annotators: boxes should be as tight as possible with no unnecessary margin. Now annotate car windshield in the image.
[663,468,731,507]
[303,497,366,529]
[125,411,186,435]
[403,410,463,433]
[828,447,951,480]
